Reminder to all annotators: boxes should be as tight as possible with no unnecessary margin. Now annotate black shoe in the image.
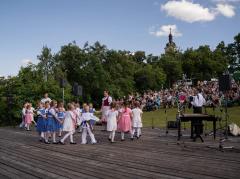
[44,141,50,144]
[131,138,134,141]
[137,136,139,139]
[53,142,58,144]
[70,142,77,145]
[108,138,111,141]
[59,141,65,145]
[121,139,125,141]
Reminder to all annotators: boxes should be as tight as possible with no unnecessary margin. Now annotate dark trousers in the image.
[193,106,202,114]
[191,106,203,139]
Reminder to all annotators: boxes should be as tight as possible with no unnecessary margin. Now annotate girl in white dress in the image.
[106,102,118,143]
[59,103,77,145]
[131,101,143,139]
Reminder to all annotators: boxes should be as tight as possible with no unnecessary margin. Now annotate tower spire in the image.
[169,28,173,44]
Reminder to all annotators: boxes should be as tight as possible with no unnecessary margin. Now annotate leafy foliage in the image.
[0,33,240,126]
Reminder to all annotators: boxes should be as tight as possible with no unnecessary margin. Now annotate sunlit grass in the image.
[142,106,240,129]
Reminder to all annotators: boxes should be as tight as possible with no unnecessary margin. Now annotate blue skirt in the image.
[47,118,58,132]
[56,119,63,130]
[37,117,47,132]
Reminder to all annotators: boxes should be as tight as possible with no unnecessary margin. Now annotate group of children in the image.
[21,100,143,145]
[105,101,143,143]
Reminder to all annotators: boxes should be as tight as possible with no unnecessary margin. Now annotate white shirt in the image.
[41,97,52,104]
[191,93,206,107]
[22,108,26,117]
[49,108,58,118]
[81,112,99,122]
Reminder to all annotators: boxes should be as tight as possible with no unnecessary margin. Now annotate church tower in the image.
[164,28,177,53]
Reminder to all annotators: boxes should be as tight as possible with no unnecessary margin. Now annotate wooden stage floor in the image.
[0,126,240,179]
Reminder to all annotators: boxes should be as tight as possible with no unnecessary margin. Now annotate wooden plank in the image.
[0,162,39,179]
[0,141,179,179]
[0,127,240,179]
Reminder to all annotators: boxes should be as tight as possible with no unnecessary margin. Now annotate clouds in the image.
[21,59,32,66]
[161,0,237,23]
[149,25,182,38]
[161,0,215,23]
[212,0,240,3]
[216,3,235,17]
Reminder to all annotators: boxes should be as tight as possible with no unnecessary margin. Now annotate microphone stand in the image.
[208,92,234,151]
[165,106,168,135]
[219,93,234,151]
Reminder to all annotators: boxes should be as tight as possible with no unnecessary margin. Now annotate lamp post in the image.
[60,78,66,105]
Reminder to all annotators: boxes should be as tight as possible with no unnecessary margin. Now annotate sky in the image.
[0,0,240,77]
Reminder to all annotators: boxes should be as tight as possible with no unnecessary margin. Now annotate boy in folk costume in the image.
[36,102,47,142]
[81,105,99,144]
[59,103,77,145]
[117,101,133,141]
[78,103,86,133]
[101,90,112,131]
[131,101,143,139]
[106,102,119,143]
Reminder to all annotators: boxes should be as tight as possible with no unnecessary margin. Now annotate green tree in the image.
[158,54,182,87]
[37,46,54,82]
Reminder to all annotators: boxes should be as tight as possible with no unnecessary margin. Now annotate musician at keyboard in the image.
[188,88,206,141]
[191,88,206,114]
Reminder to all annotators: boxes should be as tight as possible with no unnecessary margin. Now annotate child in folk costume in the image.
[59,103,77,145]
[89,103,96,130]
[78,103,86,133]
[74,103,81,127]
[89,103,96,113]
[46,100,61,144]
[36,102,47,141]
[81,103,87,113]
[118,101,133,141]
[106,102,118,143]
[101,90,112,130]
[57,103,65,137]
[25,104,34,131]
[19,102,28,128]
[131,101,143,139]
[81,105,99,144]
[29,103,37,126]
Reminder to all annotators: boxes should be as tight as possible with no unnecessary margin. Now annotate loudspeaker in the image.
[60,78,66,88]
[73,83,83,96]
[219,75,231,92]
